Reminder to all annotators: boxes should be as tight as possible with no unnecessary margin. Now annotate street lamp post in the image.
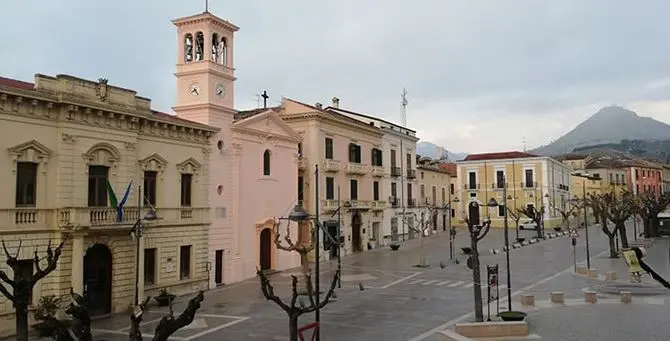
[450,197,460,261]
[573,172,600,269]
[131,185,159,307]
[488,181,513,312]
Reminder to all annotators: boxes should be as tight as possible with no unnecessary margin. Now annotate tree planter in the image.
[499,311,527,321]
[516,238,526,243]
[390,244,400,251]
[461,247,472,255]
[154,294,176,307]
[553,227,562,232]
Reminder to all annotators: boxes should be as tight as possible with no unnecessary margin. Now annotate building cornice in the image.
[0,87,217,145]
[281,111,384,138]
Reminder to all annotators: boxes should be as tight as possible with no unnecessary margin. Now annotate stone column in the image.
[71,234,85,295]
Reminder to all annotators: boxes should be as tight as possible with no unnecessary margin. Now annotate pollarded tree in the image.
[549,199,582,230]
[0,238,67,341]
[517,205,545,238]
[264,218,341,341]
[588,193,619,258]
[604,191,635,249]
[635,191,670,238]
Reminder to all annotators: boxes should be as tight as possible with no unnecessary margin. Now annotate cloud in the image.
[2,0,670,153]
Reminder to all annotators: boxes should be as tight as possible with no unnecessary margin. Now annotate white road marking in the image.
[463,283,474,288]
[410,279,425,285]
[435,280,451,286]
[408,248,611,341]
[422,280,439,285]
[448,281,464,287]
[374,272,422,289]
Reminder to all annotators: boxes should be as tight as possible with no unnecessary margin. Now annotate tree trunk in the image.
[643,218,651,238]
[650,216,661,237]
[607,235,617,258]
[289,314,299,341]
[617,223,629,248]
[471,237,484,322]
[15,303,28,341]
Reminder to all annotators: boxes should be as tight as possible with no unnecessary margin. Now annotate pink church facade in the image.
[171,10,301,287]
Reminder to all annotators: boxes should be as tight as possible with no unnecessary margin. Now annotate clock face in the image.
[189,82,200,96]
[215,83,225,98]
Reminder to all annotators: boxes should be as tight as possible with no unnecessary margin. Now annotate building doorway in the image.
[259,228,272,271]
[351,212,362,252]
[214,249,224,285]
[432,213,438,231]
[83,244,113,316]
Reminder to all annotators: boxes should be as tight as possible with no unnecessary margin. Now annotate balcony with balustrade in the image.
[389,196,399,208]
[348,200,372,209]
[371,200,386,211]
[346,163,369,175]
[407,198,417,208]
[322,159,341,172]
[321,199,340,212]
[391,166,401,177]
[407,169,417,179]
[0,206,210,231]
[371,165,385,177]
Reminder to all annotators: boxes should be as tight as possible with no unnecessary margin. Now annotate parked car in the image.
[519,220,538,230]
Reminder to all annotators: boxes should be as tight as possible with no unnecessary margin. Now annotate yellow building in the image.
[0,74,216,316]
[557,154,592,171]
[417,157,452,232]
[455,152,572,229]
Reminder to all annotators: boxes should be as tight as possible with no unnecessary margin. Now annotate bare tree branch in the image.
[152,291,205,341]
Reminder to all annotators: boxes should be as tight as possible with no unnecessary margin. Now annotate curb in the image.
[490,231,569,255]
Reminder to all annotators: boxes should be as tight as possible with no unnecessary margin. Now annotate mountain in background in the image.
[531,106,670,156]
[416,141,468,161]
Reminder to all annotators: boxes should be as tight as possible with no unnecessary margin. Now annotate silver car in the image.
[519,220,538,230]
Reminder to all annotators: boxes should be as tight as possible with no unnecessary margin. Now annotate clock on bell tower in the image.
[172,10,239,123]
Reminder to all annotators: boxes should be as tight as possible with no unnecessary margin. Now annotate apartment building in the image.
[0,73,216,316]
[417,156,452,233]
[325,99,420,245]
[455,152,572,229]
[279,98,384,255]
[625,160,662,195]
[583,158,628,196]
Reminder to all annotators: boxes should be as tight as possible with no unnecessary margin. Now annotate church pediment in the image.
[233,110,301,142]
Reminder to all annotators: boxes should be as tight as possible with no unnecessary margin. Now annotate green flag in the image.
[106,179,119,208]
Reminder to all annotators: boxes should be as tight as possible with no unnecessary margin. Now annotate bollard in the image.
[606,271,617,282]
[550,291,564,304]
[584,291,597,303]
[521,294,535,306]
[576,266,587,275]
[588,268,598,278]
[620,291,632,304]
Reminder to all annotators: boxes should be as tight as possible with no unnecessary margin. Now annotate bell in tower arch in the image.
[195,32,204,61]
[212,33,219,61]
[219,37,227,65]
[184,34,194,62]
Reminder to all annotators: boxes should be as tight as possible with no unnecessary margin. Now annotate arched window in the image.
[263,150,271,176]
[195,32,204,61]
[219,37,228,65]
[184,33,194,62]
[211,33,219,61]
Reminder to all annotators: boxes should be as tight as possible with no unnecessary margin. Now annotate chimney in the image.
[315,102,322,109]
[332,97,340,108]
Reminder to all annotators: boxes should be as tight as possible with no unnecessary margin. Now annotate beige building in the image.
[279,98,384,256]
[0,74,216,316]
[455,152,572,229]
[583,158,628,196]
[417,156,452,232]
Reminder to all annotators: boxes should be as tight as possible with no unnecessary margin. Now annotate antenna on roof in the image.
[401,88,408,127]
[255,93,262,108]
[205,0,209,12]
[523,136,527,152]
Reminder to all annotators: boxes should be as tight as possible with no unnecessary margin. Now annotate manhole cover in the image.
[595,283,670,295]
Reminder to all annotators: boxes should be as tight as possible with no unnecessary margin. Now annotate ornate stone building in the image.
[0,74,216,316]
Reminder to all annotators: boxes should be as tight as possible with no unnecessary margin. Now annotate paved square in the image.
[92,312,249,341]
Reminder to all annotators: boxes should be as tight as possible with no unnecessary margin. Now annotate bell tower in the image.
[172,10,239,123]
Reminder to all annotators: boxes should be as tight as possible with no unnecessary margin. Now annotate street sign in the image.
[569,229,579,238]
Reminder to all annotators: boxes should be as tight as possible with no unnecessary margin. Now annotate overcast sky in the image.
[3,0,670,153]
